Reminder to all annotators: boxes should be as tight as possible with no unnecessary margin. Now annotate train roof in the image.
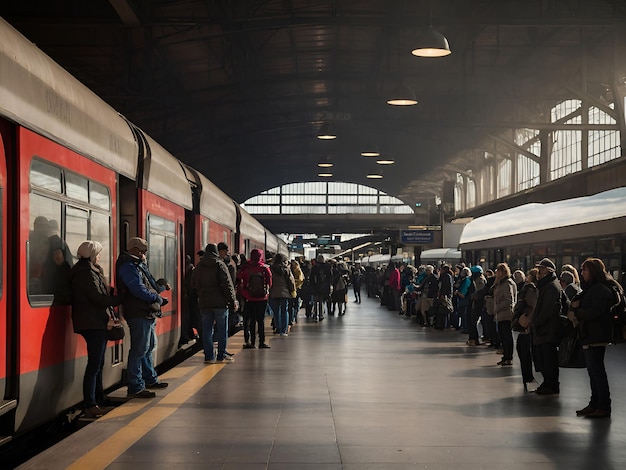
[141,133,193,209]
[0,18,137,179]
[237,204,266,243]
[184,166,237,227]
[459,187,626,248]
[420,248,462,260]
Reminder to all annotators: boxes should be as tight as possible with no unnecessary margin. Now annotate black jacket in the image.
[573,280,613,345]
[532,272,562,345]
[193,245,236,309]
[70,258,121,332]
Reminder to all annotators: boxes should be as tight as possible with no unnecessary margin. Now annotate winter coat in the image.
[532,272,563,345]
[493,276,517,322]
[269,263,295,299]
[116,251,163,320]
[572,280,613,345]
[192,246,236,309]
[237,260,272,302]
[71,257,121,332]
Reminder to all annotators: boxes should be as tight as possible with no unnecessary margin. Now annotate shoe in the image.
[280,333,288,337]
[204,358,217,364]
[496,348,504,354]
[576,405,596,417]
[83,405,108,418]
[466,340,476,346]
[585,409,610,419]
[127,389,156,398]
[497,359,513,366]
[146,381,168,389]
[259,343,271,349]
[535,385,559,396]
[224,351,234,357]
[217,356,235,363]
[243,343,255,349]
[524,379,539,393]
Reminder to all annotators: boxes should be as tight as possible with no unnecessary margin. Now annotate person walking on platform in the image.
[71,240,122,418]
[116,237,169,398]
[310,254,332,321]
[238,248,272,349]
[531,258,563,396]
[493,263,517,366]
[269,253,295,335]
[193,243,238,363]
[351,264,364,303]
[569,258,620,418]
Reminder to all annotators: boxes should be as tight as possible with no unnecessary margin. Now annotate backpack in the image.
[247,271,268,298]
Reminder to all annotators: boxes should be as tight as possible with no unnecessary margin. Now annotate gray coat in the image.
[493,276,516,322]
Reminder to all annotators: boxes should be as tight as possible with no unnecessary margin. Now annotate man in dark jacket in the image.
[193,243,238,363]
[532,257,563,395]
[117,237,169,398]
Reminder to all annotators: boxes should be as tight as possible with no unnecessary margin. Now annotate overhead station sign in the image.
[400,230,434,244]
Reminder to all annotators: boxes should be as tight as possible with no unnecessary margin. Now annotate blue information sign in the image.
[400,230,434,244]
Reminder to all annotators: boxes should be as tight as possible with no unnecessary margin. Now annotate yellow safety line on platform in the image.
[66,364,223,470]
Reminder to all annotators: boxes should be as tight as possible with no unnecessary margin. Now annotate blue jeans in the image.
[79,329,108,407]
[127,317,158,394]
[583,346,611,412]
[269,298,289,334]
[201,308,228,360]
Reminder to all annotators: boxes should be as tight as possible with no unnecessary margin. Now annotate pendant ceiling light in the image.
[361,144,380,157]
[318,171,333,177]
[317,122,337,140]
[366,169,383,179]
[386,84,417,106]
[376,156,395,165]
[411,27,451,57]
[317,155,334,168]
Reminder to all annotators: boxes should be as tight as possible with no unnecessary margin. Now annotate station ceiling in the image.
[1,1,624,206]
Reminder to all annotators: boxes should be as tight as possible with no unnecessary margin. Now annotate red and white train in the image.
[0,18,287,444]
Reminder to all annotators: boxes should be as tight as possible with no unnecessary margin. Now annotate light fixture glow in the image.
[387,84,418,106]
[317,155,334,168]
[366,171,383,179]
[318,171,333,177]
[411,27,451,57]
[361,151,381,157]
[376,157,395,165]
[317,122,337,139]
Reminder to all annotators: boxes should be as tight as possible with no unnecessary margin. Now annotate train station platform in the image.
[18,298,626,469]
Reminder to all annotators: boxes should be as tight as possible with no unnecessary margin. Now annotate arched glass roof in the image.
[241,181,414,215]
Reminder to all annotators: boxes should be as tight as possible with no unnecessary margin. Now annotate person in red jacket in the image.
[237,249,273,349]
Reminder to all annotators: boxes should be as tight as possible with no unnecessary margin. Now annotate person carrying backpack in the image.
[237,249,272,349]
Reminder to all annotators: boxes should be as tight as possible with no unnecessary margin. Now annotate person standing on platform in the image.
[289,259,304,326]
[71,240,122,418]
[116,237,169,398]
[513,268,538,391]
[238,248,272,349]
[531,258,563,396]
[493,263,517,366]
[269,253,295,335]
[569,258,619,418]
[193,243,238,363]
[310,255,332,321]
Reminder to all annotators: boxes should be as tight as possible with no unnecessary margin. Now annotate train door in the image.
[0,124,12,440]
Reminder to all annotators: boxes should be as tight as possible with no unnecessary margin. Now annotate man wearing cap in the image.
[116,237,169,398]
[531,257,563,396]
[193,243,238,363]
[217,242,238,356]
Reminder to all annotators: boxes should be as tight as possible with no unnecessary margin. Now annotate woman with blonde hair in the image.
[70,241,122,418]
[493,263,517,366]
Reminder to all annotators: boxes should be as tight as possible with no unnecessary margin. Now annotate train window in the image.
[30,160,62,193]
[90,211,111,280]
[147,214,177,316]
[28,194,62,297]
[65,173,89,203]
[90,181,110,210]
[201,219,209,248]
[65,206,89,264]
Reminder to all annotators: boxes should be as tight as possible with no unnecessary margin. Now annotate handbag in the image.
[106,309,125,341]
[558,322,585,368]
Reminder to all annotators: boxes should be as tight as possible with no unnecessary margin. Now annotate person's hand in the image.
[234,300,239,311]
[160,297,169,307]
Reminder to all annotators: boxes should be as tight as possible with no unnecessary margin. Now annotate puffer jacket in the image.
[193,245,236,309]
[573,280,613,345]
[71,257,121,332]
[116,251,163,319]
[269,263,295,299]
[493,276,517,322]
[532,272,563,345]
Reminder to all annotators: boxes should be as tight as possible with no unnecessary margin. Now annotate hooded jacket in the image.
[116,251,163,319]
[193,244,237,309]
[237,249,272,302]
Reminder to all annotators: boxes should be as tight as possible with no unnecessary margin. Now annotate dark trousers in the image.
[482,310,499,346]
[516,332,534,383]
[468,305,481,342]
[245,300,267,346]
[498,320,513,361]
[79,329,108,407]
[353,283,361,303]
[536,342,560,391]
[583,346,611,411]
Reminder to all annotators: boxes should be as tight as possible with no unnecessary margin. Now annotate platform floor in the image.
[19,296,626,469]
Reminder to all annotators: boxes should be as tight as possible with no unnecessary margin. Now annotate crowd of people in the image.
[65,234,624,422]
